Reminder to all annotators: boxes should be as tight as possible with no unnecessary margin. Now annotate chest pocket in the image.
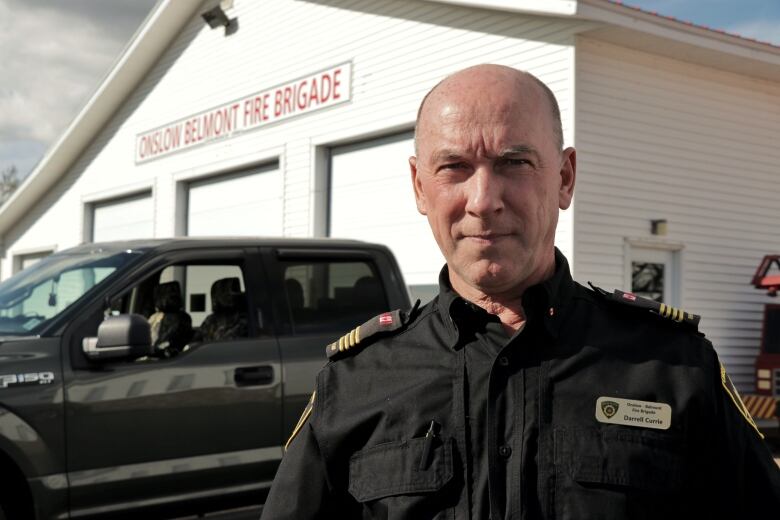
[348,436,456,520]
[554,427,688,520]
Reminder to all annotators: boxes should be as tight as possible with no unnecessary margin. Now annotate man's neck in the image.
[449,256,556,334]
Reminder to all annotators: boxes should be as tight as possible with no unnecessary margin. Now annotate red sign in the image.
[135,62,352,163]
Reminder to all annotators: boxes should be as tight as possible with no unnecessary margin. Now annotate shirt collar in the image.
[436,247,575,348]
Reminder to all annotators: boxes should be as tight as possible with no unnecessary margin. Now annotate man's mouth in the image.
[462,232,512,243]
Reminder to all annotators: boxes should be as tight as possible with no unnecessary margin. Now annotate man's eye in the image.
[440,162,467,171]
[505,158,531,167]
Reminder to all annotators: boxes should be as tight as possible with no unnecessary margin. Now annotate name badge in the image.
[595,396,672,430]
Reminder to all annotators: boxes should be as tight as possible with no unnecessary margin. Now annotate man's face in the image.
[410,72,575,295]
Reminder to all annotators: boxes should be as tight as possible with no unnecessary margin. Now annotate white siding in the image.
[1,0,586,282]
[574,38,780,391]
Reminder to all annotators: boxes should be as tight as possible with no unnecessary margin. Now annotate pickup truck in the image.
[0,238,411,519]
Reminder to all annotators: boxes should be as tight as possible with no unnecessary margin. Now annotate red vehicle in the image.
[746,255,780,423]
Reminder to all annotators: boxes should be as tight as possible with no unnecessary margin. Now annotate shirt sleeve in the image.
[709,351,780,515]
[260,421,332,520]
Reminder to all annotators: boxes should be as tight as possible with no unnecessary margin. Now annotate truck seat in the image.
[196,277,248,342]
[148,281,193,356]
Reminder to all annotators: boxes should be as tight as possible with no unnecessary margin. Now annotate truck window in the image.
[0,249,140,335]
[282,260,388,334]
[111,262,251,356]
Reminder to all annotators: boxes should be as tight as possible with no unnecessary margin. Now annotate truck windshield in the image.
[0,248,142,335]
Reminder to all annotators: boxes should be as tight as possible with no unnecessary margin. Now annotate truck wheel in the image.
[0,455,33,519]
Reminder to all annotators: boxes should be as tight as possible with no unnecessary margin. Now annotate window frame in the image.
[623,239,683,307]
[65,247,269,370]
[262,246,398,337]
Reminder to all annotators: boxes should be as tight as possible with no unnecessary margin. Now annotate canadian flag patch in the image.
[378,313,393,326]
[622,292,637,302]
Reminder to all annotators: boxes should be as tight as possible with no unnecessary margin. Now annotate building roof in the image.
[605,0,779,49]
[1,0,779,239]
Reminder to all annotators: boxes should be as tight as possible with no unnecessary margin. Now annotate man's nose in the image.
[464,166,504,217]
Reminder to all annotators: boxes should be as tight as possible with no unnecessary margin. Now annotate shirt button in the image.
[498,445,512,458]
[498,356,509,367]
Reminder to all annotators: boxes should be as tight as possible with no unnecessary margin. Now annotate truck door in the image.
[61,248,282,516]
[264,246,410,437]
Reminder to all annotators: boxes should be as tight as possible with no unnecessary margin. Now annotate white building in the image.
[1,0,779,391]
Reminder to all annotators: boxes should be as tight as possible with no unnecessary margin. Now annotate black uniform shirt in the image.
[261,250,780,520]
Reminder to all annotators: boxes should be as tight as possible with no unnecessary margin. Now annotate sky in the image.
[0,0,778,181]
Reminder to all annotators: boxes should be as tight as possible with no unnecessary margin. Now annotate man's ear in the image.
[409,156,428,215]
[558,147,576,210]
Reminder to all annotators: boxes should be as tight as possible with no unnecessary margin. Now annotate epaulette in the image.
[588,283,700,330]
[326,300,421,360]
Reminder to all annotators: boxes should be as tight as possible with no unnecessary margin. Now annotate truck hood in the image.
[0,335,41,345]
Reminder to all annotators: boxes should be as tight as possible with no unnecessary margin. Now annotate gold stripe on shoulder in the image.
[285,391,316,451]
[720,364,763,439]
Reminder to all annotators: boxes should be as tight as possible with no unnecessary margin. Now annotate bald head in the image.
[414,65,563,153]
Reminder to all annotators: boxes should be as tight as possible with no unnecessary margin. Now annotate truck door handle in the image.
[234,365,274,386]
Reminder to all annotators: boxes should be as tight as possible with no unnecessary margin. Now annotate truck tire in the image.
[0,455,33,520]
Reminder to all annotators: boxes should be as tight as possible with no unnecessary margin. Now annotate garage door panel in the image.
[92,193,154,242]
[330,133,445,297]
[187,164,283,237]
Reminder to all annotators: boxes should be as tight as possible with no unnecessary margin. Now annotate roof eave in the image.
[421,0,578,17]
[421,0,780,79]
[576,0,780,82]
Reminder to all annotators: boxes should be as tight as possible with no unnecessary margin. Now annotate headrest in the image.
[285,278,304,309]
[153,281,183,312]
[353,276,384,307]
[211,277,242,312]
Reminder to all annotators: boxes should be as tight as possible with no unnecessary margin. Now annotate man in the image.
[261,65,780,519]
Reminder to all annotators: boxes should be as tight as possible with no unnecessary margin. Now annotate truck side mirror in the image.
[83,314,153,361]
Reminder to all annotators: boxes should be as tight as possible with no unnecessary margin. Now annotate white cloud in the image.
[0,0,156,176]
[0,1,128,143]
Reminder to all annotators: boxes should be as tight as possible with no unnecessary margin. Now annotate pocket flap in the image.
[557,427,685,491]
[348,437,454,502]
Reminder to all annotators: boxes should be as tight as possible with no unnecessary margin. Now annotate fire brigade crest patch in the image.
[601,400,620,418]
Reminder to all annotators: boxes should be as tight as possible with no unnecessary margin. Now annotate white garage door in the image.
[187,164,283,237]
[330,132,444,302]
[92,193,154,242]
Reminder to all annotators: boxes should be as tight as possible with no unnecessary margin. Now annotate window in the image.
[631,262,665,302]
[626,245,680,305]
[112,261,250,357]
[282,260,388,334]
[0,249,140,335]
